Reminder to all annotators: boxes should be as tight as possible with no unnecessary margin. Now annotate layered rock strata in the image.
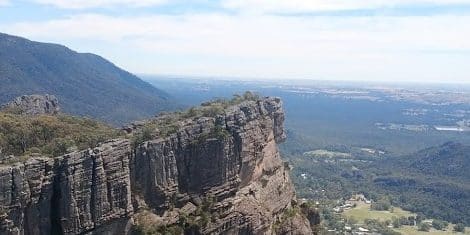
[0,97,314,235]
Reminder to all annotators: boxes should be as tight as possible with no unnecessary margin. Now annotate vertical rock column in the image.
[54,139,133,234]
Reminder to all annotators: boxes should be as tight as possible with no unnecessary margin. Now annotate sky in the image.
[0,1,470,83]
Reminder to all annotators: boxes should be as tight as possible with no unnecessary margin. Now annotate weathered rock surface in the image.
[0,97,315,234]
[1,94,60,115]
[0,139,133,235]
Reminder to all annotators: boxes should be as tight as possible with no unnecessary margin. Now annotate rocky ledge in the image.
[0,97,317,235]
[0,94,59,115]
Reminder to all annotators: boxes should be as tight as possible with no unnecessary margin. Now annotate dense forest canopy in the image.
[0,33,175,125]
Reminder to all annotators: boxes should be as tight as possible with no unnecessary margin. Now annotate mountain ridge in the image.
[0,32,175,125]
[380,141,470,181]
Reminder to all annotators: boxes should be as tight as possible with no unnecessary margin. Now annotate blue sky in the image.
[1,0,470,83]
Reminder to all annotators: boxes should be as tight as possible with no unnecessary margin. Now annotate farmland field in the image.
[342,202,414,223]
[342,202,470,234]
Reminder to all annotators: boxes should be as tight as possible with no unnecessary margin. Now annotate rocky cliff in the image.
[1,94,60,115]
[0,97,316,235]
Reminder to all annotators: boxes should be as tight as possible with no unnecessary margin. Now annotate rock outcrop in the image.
[0,97,315,234]
[0,139,133,235]
[1,94,60,115]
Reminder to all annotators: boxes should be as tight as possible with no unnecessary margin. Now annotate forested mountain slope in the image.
[0,33,175,124]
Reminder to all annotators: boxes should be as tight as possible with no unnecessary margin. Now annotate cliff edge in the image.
[0,97,316,234]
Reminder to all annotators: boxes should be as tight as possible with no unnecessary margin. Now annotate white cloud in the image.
[6,13,470,54]
[222,0,470,13]
[2,13,470,82]
[33,0,167,9]
[32,0,470,11]
[0,0,9,6]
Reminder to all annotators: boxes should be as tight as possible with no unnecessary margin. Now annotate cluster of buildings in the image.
[333,194,372,213]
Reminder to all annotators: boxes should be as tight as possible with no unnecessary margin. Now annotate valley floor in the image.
[341,202,470,235]
[395,226,470,235]
[343,202,414,223]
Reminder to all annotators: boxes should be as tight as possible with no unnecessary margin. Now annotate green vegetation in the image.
[371,197,392,211]
[0,112,120,159]
[191,125,231,146]
[132,92,258,147]
[396,225,469,235]
[362,219,402,235]
[272,206,300,232]
[188,91,261,118]
[134,224,184,235]
[340,202,470,235]
[455,223,466,233]
[343,202,414,223]
[132,126,154,147]
[0,33,174,125]
[418,222,431,232]
[432,219,448,230]
[147,78,470,230]
[320,202,404,235]
[0,92,258,161]
[134,196,217,235]
[396,226,468,235]
[276,90,470,227]
[284,140,470,226]
[272,202,320,234]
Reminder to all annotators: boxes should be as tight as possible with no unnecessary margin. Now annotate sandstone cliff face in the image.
[0,139,133,235]
[0,97,314,235]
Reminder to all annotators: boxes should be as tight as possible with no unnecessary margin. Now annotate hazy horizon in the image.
[141,73,470,86]
[1,0,470,83]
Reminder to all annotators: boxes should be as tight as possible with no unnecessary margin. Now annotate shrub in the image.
[0,112,119,158]
[371,197,391,211]
[454,223,465,232]
[432,219,447,230]
[392,217,401,228]
[418,222,431,232]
